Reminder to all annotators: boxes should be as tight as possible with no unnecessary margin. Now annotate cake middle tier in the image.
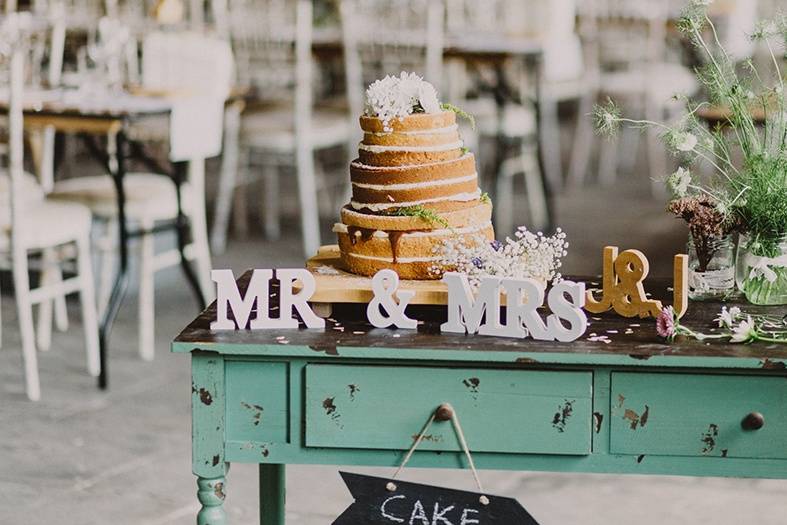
[349,153,481,213]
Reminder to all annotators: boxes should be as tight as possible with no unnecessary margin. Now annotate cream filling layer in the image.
[351,152,472,171]
[358,140,463,153]
[352,173,477,191]
[345,252,441,263]
[333,221,492,238]
[368,124,458,136]
[350,189,481,211]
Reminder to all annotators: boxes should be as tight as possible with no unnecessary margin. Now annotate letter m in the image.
[211,269,272,329]
[441,272,501,335]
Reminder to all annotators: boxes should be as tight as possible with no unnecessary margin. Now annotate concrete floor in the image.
[1,177,786,524]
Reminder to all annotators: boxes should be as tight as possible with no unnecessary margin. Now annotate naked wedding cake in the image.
[333,73,494,279]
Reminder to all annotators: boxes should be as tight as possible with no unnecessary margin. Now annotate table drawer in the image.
[225,361,290,444]
[611,373,787,459]
[305,365,592,455]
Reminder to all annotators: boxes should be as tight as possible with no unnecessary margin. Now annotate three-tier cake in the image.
[333,73,494,279]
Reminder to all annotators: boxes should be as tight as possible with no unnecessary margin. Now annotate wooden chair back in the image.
[578,0,669,73]
[340,0,445,118]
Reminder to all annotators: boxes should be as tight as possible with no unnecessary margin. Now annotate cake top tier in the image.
[365,72,442,132]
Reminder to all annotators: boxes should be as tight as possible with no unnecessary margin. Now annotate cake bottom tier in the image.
[336,222,495,280]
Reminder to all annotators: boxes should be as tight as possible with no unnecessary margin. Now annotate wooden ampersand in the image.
[586,246,688,319]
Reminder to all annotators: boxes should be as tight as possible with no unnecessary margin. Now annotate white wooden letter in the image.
[211,269,271,330]
[367,269,417,329]
[501,278,550,340]
[275,269,325,329]
[441,273,502,335]
[546,281,588,342]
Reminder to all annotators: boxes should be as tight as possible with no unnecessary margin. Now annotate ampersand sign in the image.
[586,246,688,319]
[367,269,417,329]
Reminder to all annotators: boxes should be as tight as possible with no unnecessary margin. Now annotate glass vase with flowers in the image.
[593,0,787,305]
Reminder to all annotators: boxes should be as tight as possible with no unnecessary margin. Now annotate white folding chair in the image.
[569,0,699,192]
[51,31,232,361]
[442,0,549,235]
[211,0,353,257]
[1,15,100,400]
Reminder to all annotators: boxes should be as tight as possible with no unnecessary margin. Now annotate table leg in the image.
[173,161,208,310]
[197,476,227,525]
[98,130,130,390]
[259,464,285,525]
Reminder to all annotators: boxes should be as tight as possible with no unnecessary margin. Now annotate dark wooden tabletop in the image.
[173,271,787,368]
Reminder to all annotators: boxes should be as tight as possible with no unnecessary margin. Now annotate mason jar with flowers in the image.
[593,0,787,305]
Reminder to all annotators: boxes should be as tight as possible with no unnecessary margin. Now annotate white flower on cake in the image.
[365,72,442,132]
[431,227,569,291]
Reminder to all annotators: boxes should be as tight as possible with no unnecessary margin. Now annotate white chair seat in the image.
[241,106,351,151]
[601,63,699,101]
[468,99,538,138]
[0,171,45,227]
[0,199,92,251]
[50,173,194,222]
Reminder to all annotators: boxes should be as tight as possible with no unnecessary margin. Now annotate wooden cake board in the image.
[303,245,449,317]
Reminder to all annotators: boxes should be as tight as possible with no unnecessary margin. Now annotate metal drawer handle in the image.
[742,412,765,431]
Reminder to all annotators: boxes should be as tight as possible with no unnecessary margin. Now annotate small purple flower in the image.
[471,257,484,269]
[490,240,502,252]
[656,306,676,340]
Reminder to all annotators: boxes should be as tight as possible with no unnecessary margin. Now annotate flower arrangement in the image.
[431,227,569,290]
[593,1,787,304]
[656,305,787,344]
[365,72,442,132]
[365,71,475,132]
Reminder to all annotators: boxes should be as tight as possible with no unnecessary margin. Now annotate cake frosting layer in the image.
[362,128,461,147]
[350,190,481,213]
[340,202,492,231]
[336,222,494,279]
[350,154,477,185]
[360,111,456,133]
[358,147,462,167]
[351,176,479,206]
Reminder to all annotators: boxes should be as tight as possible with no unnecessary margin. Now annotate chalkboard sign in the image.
[333,472,541,525]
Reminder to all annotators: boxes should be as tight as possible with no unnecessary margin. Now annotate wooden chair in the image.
[569,0,699,192]
[0,16,100,400]
[50,31,232,361]
[442,0,549,235]
[211,0,353,257]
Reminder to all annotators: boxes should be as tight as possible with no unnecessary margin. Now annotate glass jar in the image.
[687,233,736,300]
[736,233,787,305]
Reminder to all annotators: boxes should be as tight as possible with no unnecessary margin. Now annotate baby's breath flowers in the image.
[430,227,568,290]
[657,305,787,344]
[365,72,442,132]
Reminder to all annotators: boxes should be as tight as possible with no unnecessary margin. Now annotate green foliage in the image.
[480,192,491,204]
[390,205,449,228]
[592,1,787,241]
[441,102,476,129]
[732,154,787,247]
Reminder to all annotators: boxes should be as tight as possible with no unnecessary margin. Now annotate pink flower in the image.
[656,306,676,340]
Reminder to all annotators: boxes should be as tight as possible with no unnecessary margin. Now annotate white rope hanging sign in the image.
[387,403,489,505]
[332,403,542,524]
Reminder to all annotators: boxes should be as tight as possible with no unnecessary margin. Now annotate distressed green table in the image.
[172,272,787,524]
